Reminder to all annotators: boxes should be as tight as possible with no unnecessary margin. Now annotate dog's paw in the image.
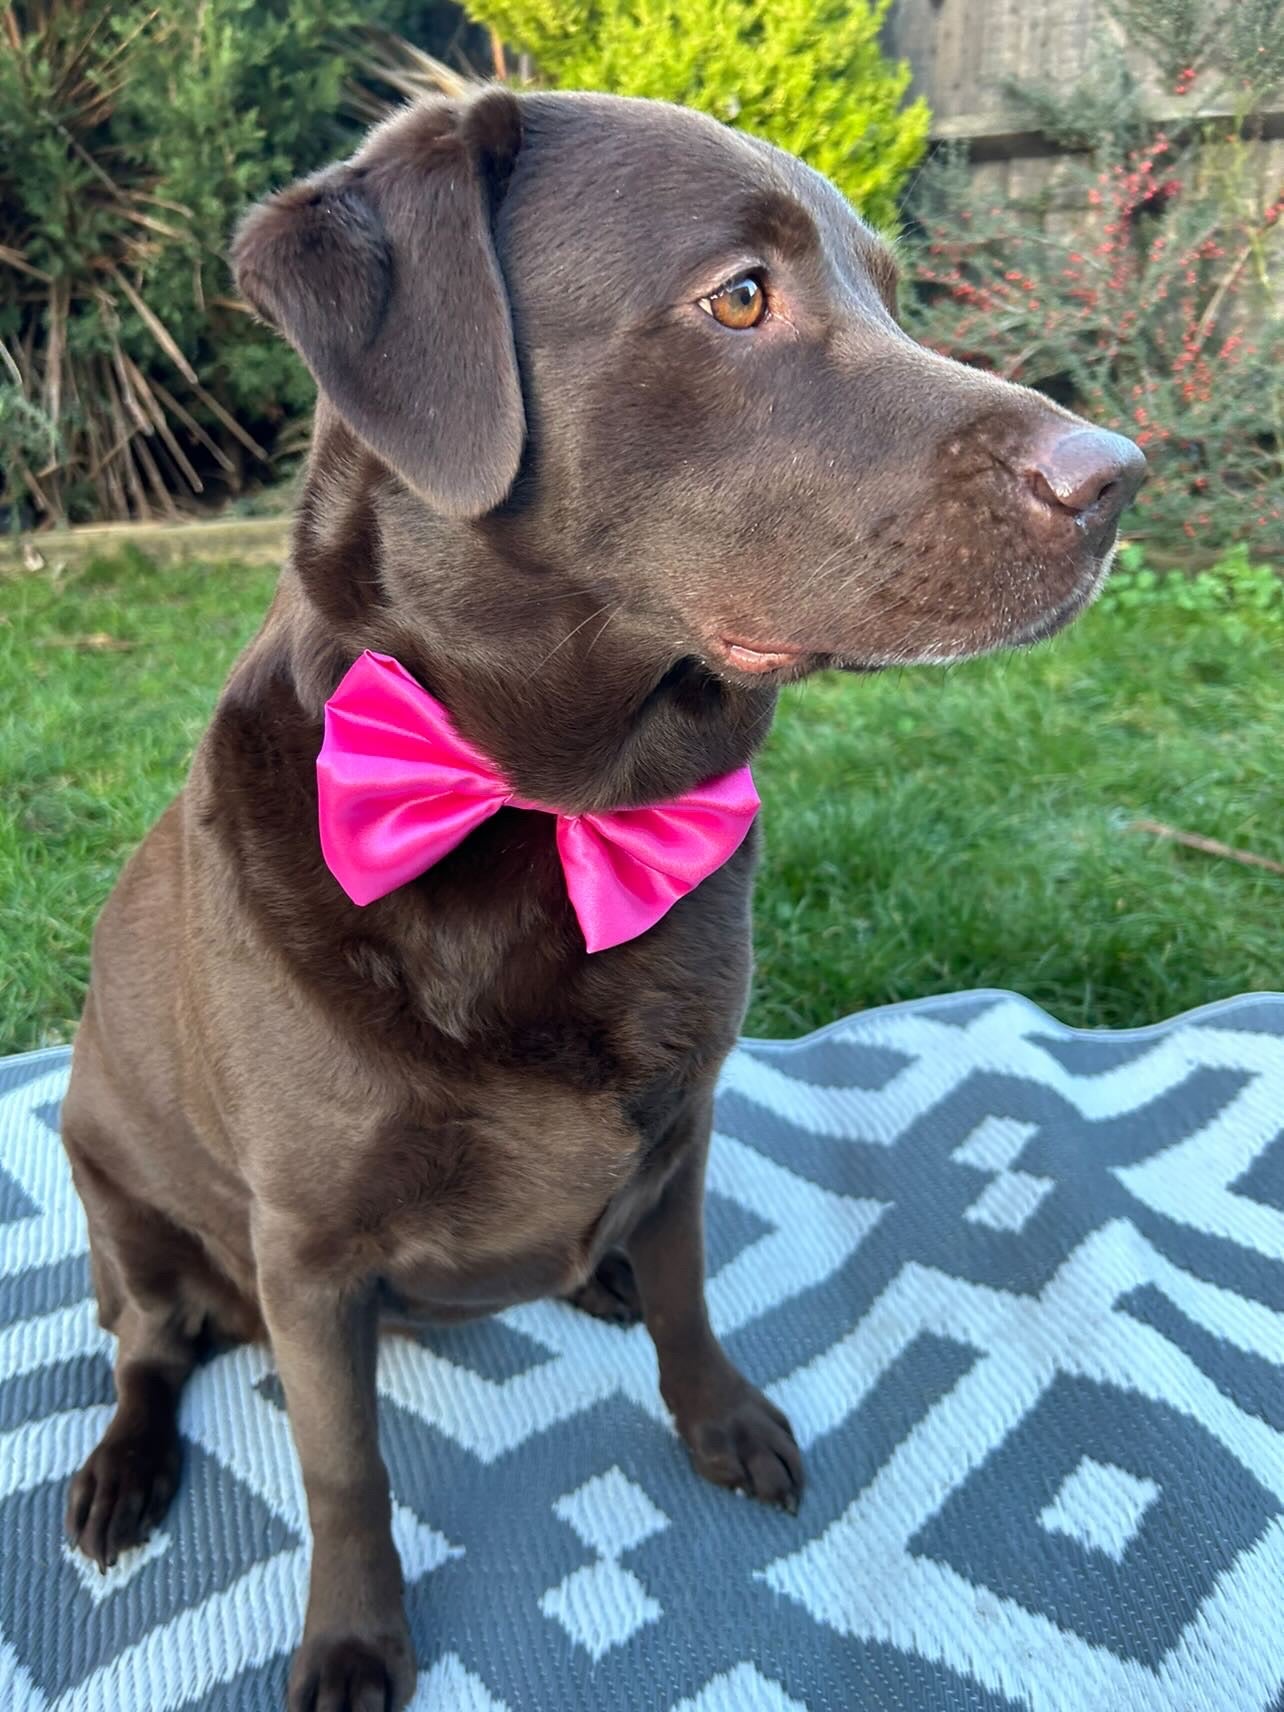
[288,1630,415,1712]
[564,1251,643,1326]
[65,1424,182,1570]
[680,1384,804,1513]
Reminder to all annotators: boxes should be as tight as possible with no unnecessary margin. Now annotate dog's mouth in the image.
[716,636,811,674]
[712,635,842,681]
[709,547,1115,683]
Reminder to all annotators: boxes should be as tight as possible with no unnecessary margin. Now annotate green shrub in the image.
[0,0,400,525]
[1100,543,1284,640]
[117,2,391,437]
[464,0,929,231]
[903,0,1284,560]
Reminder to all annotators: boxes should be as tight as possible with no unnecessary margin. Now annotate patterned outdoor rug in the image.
[1,989,1282,1712]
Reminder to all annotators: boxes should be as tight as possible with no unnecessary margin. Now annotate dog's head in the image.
[233,88,1144,683]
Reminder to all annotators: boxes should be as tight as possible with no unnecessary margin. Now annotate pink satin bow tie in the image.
[316,651,760,952]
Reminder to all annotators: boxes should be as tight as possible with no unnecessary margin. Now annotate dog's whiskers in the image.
[582,600,625,662]
[794,544,850,605]
[521,602,619,683]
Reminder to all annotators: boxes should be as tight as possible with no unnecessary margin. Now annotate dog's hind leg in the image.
[563,1249,643,1325]
[61,1121,256,1571]
[65,1286,195,1570]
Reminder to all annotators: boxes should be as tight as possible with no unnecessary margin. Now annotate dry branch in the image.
[1128,819,1284,877]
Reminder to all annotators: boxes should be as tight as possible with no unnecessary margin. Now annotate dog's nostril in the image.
[1023,427,1146,522]
[1027,467,1069,513]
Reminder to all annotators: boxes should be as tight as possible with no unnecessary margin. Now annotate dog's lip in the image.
[716,635,809,673]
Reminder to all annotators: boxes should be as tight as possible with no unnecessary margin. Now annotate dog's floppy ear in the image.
[232,90,525,519]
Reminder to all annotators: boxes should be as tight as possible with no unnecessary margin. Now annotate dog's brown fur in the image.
[60,89,1143,1710]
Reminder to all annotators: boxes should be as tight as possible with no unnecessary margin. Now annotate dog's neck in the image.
[276,424,778,813]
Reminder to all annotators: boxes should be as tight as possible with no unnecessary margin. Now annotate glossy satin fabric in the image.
[316,651,760,952]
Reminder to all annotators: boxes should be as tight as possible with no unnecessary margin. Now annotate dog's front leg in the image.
[256,1225,414,1712]
[626,1101,804,1512]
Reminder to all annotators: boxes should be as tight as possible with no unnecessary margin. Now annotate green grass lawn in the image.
[1,548,1280,1054]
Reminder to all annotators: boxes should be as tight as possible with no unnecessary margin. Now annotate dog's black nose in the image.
[1023,427,1146,535]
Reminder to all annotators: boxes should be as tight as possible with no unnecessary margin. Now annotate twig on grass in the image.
[35,634,142,653]
[1128,818,1284,877]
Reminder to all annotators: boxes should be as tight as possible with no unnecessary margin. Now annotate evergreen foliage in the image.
[465,0,928,230]
[0,1,421,523]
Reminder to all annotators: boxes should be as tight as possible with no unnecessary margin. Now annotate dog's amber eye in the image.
[702,274,767,330]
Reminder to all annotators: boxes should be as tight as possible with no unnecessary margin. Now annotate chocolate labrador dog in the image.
[59,87,1144,1710]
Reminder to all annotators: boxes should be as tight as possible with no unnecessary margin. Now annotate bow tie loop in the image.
[316,651,759,952]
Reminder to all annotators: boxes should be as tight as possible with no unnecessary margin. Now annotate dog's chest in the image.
[364,1028,712,1321]
[239,802,754,1316]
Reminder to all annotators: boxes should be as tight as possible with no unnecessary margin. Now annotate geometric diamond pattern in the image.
[1,992,1283,1710]
[669,1662,811,1710]
[953,1114,1056,1232]
[964,1166,1056,1232]
[952,1115,1040,1173]
[539,1558,662,1659]
[553,1467,669,1558]
[541,1468,670,1657]
[1038,1456,1160,1562]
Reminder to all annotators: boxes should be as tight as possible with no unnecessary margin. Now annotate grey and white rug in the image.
[1,989,1282,1711]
